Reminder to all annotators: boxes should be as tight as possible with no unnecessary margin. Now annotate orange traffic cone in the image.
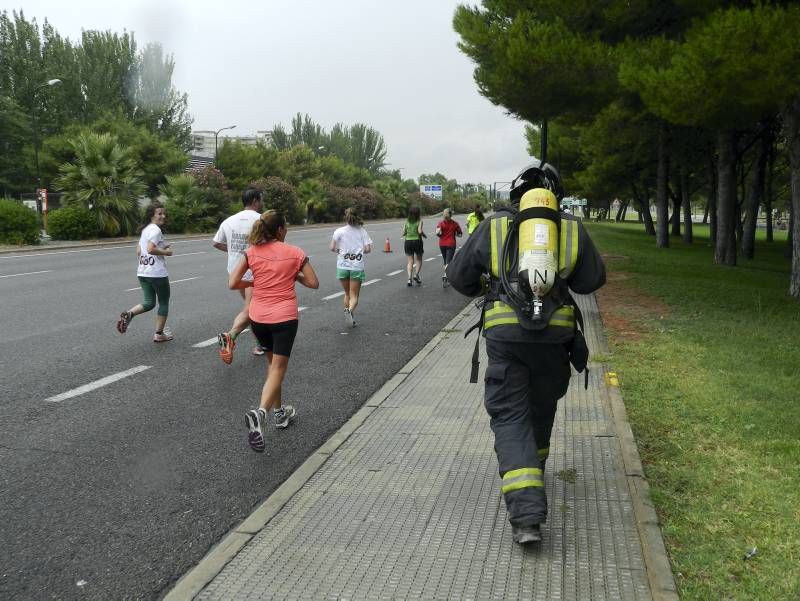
[383,237,392,252]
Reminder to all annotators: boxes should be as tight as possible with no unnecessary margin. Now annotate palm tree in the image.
[159,173,213,232]
[54,132,146,236]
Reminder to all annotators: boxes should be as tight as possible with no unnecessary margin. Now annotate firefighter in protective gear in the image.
[446,160,605,544]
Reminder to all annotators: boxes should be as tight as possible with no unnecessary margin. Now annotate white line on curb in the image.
[44,365,152,403]
[0,270,51,278]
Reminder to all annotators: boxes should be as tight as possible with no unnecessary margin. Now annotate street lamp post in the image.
[31,78,62,229]
[213,125,236,164]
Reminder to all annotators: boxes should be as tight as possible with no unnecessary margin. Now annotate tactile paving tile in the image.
[197,297,652,600]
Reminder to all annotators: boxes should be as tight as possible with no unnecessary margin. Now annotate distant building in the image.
[188,130,274,171]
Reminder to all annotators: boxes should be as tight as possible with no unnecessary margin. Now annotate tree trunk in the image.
[784,96,800,297]
[656,123,670,247]
[703,200,709,224]
[682,165,693,244]
[715,129,738,265]
[669,182,681,236]
[742,127,770,259]
[637,188,655,235]
[615,200,624,221]
[766,143,775,243]
[709,152,718,244]
[736,161,746,249]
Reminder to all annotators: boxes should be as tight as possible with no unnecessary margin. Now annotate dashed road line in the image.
[0,270,51,279]
[44,365,152,403]
[126,276,202,291]
[362,279,380,286]
[424,257,436,262]
[386,270,403,276]
[322,291,345,300]
[172,252,207,257]
[193,327,253,348]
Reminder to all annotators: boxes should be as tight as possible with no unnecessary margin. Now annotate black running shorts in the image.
[250,320,299,357]
[404,239,424,256]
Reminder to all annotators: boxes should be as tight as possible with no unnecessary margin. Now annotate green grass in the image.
[584,221,800,600]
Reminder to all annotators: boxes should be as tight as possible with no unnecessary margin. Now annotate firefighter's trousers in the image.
[484,338,571,526]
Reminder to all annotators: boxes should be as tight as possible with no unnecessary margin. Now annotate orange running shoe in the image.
[217,332,235,364]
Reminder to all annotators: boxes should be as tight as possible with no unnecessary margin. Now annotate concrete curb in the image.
[0,234,211,255]
[163,301,471,600]
[604,369,680,601]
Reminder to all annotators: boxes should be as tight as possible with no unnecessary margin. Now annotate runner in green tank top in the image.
[401,206,426,286]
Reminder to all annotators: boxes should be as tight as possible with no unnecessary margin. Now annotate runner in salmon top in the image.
[228,209,319,452]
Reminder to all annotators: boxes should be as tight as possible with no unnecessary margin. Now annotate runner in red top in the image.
[435,208,463,287]
[228,210,319,452]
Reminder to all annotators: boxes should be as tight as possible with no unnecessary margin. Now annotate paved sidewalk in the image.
[167,294,678,601]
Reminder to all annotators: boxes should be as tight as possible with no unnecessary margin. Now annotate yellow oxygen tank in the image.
[517,188,559,314]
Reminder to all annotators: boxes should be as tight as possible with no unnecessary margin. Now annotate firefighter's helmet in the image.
[509,159,563,202]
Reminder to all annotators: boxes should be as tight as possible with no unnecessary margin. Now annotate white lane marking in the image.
[0,270,51,278]
[126,276,202,291]
[172,252,207,257]
[322,291,345,300]
[299,306,308,311]
[193,327,254,348]
[386,270,403,276]
[44,365,152,403]
[193,337,218,348]
[362,279,380,286]
[424,257,436,262]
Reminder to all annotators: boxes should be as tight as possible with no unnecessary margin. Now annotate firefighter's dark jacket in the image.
[447,207,606,344]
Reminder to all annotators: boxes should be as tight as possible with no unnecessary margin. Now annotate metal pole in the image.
[540,119,548,164]
[213,125,236,165]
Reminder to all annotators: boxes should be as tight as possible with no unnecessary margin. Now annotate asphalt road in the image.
[0,218,472,600]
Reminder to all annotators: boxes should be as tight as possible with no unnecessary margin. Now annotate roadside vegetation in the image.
[0,10,487,244]
[587,221,799,600]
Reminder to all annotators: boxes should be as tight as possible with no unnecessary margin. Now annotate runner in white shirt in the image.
[116,202,175,342]
[214,187,264,364]
[330,207,373,327]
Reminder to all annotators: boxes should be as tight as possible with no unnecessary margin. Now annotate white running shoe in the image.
[272,405,296,429]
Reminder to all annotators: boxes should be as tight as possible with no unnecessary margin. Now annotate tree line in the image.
[0,10,487,245]
[454,1,800,298]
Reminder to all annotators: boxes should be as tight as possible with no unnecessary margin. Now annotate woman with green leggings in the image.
[116,202,174,342]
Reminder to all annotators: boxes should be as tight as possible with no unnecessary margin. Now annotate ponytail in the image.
[344,207,363,227]
[249,209,286,245]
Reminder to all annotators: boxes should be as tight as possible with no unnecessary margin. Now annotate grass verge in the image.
[585,221,799,600]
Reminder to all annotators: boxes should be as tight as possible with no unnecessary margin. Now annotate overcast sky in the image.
[7,0,533,185]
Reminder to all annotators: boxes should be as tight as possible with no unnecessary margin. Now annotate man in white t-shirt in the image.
[213,187,264,364]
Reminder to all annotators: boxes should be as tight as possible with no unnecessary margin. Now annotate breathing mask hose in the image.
[498,219,528,309]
